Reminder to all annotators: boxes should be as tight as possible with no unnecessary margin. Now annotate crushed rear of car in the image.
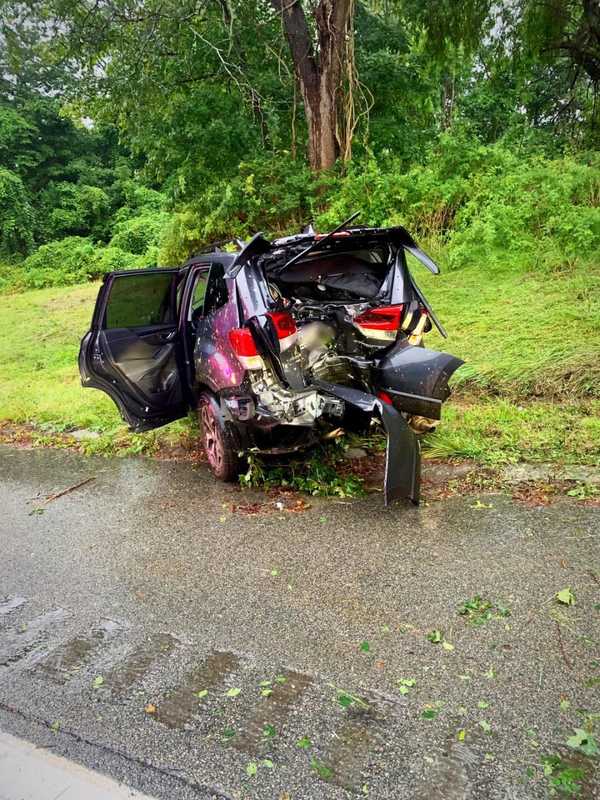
[79,219,464,505]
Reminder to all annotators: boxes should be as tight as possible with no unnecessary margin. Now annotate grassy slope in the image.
[0,261,598,464]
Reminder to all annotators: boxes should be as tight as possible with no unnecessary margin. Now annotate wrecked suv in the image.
[79,218,463,504]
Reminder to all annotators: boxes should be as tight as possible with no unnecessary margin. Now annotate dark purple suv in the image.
[79,222,463,504]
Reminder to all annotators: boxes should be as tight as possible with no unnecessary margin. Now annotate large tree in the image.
[271,0,355,170]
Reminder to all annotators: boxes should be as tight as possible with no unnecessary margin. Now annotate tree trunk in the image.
[271,0,353,171]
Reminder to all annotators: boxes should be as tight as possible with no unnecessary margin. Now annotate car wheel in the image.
[198,394,241,482]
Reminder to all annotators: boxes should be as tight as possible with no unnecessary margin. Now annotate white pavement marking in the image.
[0,730,157,800]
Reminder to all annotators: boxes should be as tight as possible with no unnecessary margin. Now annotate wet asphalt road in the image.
[0,444,599,800]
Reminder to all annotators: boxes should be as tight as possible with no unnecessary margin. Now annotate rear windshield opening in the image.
[272,247,391,302]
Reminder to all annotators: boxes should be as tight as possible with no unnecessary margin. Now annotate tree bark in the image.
[271,0,353,171]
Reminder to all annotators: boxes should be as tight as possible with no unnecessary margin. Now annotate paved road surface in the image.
[0,445,598,799]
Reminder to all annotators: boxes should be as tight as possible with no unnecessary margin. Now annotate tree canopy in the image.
[0,0,598,264]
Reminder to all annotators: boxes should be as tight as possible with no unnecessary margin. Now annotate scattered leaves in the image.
[359,640,370,653]
[144,703,157,715]
[459,595,510,625]
[427,630,443,643]
[556,588,576,606]
[246,761,257,778]
[422,708,438,720]
[92,675,104,689]
[263,723,277,739]
[297,736,312,749]
[566,728,598,757]
[196,689,208,699]
[226,687,241,698]
[398,678,416,696]
[311,757,333,781]
[479,720,492,733]
[470,500,493,509]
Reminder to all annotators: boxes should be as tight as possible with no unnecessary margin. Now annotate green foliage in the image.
[239,445,365,498]
[159,157,316,264]
[541,754,586,796]
[0,167,34,254]
[14,237,149,290]
[458,596,511,625]
[109,211,169,256]
[38,182,111,242]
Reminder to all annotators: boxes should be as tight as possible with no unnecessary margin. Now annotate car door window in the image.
[204,263,229,315]
[105,272,175,329]
[190,270,209,321]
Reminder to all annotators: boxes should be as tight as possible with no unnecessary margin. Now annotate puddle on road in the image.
[0,609,68,666]
[0,596,27,617]
[33,619,123,684]
[103,633,177,695]
[155,651,239,729]
[233,669,312,756]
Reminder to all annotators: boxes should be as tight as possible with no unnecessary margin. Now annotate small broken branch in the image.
[45,477,95,504]
[555,620,573,671]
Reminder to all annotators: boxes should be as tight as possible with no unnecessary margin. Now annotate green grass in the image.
[416,256,600,398]
[0,282,189,454]
[0,257,599,465]
[424,397,600,466]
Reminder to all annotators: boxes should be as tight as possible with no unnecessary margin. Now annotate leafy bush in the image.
[0,168,35,254]
[37,182,111,242]
[16,237,149,289]
[109,211,169,255]
[159,156,317,264]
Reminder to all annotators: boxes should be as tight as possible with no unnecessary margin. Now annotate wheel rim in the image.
[201,403,224,472]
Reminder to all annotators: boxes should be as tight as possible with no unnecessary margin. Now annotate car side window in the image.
[104,272,175,329]
[189,269,209,320]
[203,263,229,316]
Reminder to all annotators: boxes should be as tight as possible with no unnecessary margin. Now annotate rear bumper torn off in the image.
[313,380,421,506]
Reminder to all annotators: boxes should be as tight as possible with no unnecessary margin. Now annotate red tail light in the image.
[377,390,394,405]
[354,305,404,342]
[228,327,263,369]
[267,311,297,338]
[228,327,258,357]
[267,311,297,351]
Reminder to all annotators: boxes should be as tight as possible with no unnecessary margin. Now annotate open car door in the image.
[79,268,189,432]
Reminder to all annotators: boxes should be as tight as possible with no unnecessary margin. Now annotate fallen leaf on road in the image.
[556,588,576,606]
[144,703,157,714]
[226,687,241,697]
[92,675,104,689]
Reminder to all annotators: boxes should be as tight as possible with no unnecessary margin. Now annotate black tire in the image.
[198,393,241,482]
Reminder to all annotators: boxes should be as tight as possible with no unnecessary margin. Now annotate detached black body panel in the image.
[374,342,465,420]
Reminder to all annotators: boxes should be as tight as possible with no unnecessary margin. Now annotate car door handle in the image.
[160,330,177,342]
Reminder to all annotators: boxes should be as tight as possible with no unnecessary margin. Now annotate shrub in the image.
[18,238,150,289]
[109,211,170,255]
[37,182,111,242]
[158,156,317,264]
[0,168,35,254]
